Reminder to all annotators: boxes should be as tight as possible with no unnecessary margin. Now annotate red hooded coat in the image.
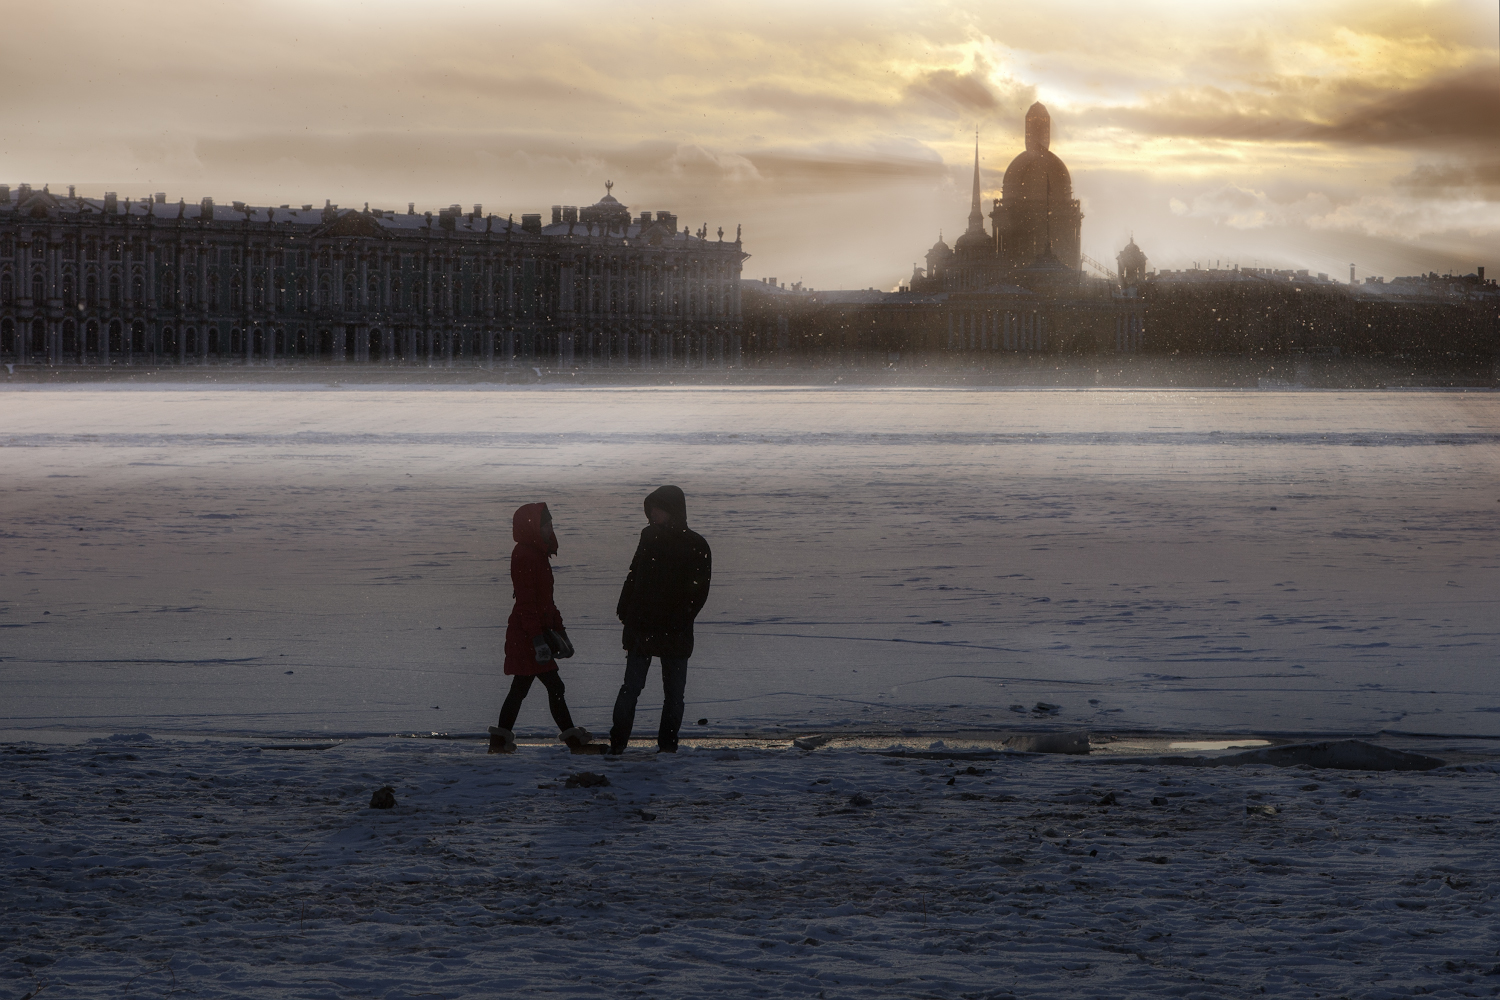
[503,502,565,676]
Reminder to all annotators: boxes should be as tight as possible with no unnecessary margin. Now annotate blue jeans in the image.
[610,652,688,751]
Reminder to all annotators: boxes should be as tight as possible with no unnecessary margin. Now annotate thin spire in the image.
[967,133,984,233]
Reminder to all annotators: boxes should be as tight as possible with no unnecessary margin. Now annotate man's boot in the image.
[487,726,517,754]
[559,726,607,755]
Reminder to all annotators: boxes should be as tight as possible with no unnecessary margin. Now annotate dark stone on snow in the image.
[848,792,873,807]
[368,786,396,809]
[564,772,610,789]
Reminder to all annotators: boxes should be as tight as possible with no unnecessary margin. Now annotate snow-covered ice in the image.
[2,385,1497,741]
[3,384,1499,998]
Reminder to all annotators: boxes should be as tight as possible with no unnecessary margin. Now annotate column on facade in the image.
[422,257,434,365]
[120,239,131,364]
[144,240,157,361]
[99,248,111,363]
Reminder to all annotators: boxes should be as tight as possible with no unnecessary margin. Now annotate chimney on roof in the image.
[68,185,75,198]
[562,206,578,224]
[473,204,482,217]
[0,185,10,203]
[154,192,166,204]
[18,184,31,200]
[1480,266,1486,282]
[200,196,214,219]
[408,202,415,215]
[521,213,541,235]
[552,205,562,225]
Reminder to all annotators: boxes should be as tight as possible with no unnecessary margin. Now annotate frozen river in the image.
[3,384,1498,741]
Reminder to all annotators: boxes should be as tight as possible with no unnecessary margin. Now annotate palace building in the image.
[0,182,747,366]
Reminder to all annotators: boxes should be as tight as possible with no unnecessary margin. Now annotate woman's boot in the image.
[559,726,607,755]
[487,726,517,754]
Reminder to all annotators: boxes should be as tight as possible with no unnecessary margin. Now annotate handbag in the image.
[534,628,574,662]
[544,628,575,659]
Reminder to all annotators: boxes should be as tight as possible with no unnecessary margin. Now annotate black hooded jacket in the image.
[616,485,712,658]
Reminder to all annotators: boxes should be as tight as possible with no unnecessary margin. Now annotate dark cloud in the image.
[908,66,998,112]
[904,60,1038,124]
[1079,69,1500,149]
[1317,70,1500,147]
[1397,160,1500,198]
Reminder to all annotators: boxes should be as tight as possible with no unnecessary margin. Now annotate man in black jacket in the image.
[609,485,712,754]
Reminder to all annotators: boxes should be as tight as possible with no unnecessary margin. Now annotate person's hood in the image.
[512,502,557,555]
[644,485,688,527]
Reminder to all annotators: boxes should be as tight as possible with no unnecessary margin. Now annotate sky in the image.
[3,0,1496,289]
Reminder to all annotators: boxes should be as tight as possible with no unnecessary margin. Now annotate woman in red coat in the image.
[488,502,602,754]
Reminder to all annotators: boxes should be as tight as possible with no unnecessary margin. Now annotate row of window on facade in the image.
[0,238,740,280]
[0,272,736,317]
[0,318,723,364]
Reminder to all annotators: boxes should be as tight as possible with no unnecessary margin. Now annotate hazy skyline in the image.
[4,0,1496,288]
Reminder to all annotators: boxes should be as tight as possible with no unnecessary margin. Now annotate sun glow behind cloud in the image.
[3,0,1495,286]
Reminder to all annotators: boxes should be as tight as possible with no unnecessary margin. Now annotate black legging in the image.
[497,670,574,733]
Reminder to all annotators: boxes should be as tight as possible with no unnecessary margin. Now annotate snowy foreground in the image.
[5,734,1500,1000]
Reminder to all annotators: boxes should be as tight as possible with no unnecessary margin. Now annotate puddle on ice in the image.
[1168,739,1272,751]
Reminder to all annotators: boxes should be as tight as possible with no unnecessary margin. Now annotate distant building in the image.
[1116,238,1147,287]
[0,182,746,367]
[912,103,1086,295]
